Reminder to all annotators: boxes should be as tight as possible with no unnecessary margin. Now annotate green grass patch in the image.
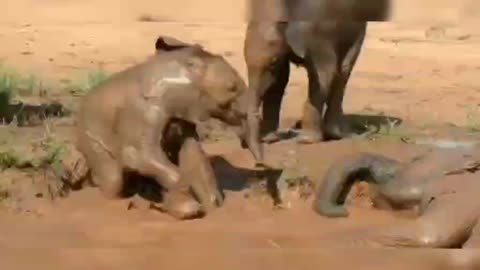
[0,63,111,99]
[0,63,44,99]
[64,68,110,95]
[0,136,68,171]
[464,105,480,133]
[0,64,20,113]
[0,150,20,169]
[17,74,44,96]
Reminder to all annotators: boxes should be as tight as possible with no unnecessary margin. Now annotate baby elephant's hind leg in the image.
[178,138,223,213]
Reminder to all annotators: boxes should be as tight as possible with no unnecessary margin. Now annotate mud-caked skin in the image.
[169,120,224,213]
[313,152,403,217]
[243,0,391,163]
[76,36,248,219]
[313,148,480,249]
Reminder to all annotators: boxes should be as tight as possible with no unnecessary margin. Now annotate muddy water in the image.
[0,139,459,269]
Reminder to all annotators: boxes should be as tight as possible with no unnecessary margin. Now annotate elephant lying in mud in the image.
[242,0,390,163]
[76,36,253,220]
[313,148,480,248]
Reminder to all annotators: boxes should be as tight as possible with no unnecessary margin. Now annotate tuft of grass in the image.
[362,118,414,142]
[17,74,43,96]
[0,136,68,171]
[0,150,20,169]
[64,68,110,96]
[0,65,20,113]
[464,105,480,133]
[0,64,45,100]
[41,137,68,165]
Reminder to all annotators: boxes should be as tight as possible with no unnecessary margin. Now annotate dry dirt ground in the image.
[1,0,480,269]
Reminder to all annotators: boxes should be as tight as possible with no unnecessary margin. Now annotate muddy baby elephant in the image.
[313,148,480,248]
[76,36,250,219]
[243,0,390,162]
[160,119,224,217]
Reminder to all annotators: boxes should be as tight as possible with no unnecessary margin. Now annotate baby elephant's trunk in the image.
[313,153,402,217]
[227,91,265,167]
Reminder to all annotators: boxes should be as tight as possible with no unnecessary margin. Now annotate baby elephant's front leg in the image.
[129,114,183,189]
[122,120,202,219]
[139,146,182,189]
[178,137,224,213]
[134,146,203,219]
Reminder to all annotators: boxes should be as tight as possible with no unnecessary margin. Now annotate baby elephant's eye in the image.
[219,102,231,110]
[228,84,237,92]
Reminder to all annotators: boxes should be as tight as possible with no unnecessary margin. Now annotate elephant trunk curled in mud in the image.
[313,148,480,248]
[76,36,255,220]
[242,0,391,163]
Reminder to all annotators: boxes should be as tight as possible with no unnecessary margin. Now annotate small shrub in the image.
[64,68,110,95]
[17,74,43,96]
[86,69,109,89]
[41,137,68,165]
[464,105,480,133]
[0,66,20,113]
[0,136,68,171]
[0,64,44,98]
[0,150,19,169]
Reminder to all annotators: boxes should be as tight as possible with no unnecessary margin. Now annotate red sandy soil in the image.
[1,0,480,269]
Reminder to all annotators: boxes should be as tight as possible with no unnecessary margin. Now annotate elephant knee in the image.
[415,224,454,248]
[98,178,124,199]
[417,231,443,248]
[94,167,123,199]
[378,183,425,209]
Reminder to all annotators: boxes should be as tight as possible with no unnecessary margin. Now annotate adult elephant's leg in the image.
[261,57,290,143]
[324,23,367,140]
[297,43,337,144]
[244,22,288,161]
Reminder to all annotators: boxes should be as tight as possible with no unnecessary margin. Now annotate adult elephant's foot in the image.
[324,119,356,140]
[261,131,281,144]
[297,129,323,144]
[163,189,203,220]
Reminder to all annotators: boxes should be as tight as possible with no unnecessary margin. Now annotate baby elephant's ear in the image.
[155,36,191,52]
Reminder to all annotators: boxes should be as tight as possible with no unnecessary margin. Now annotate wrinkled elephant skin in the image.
[243,0,391,164]
[313,148,480,249]
[76,36,248,219]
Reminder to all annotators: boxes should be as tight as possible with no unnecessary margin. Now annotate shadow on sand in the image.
[285,113,403,141]
[344,113,403,132]
[0,101,71,126]
[124,156,284,209]
[113,113,403,211]
[210,155,284,204]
